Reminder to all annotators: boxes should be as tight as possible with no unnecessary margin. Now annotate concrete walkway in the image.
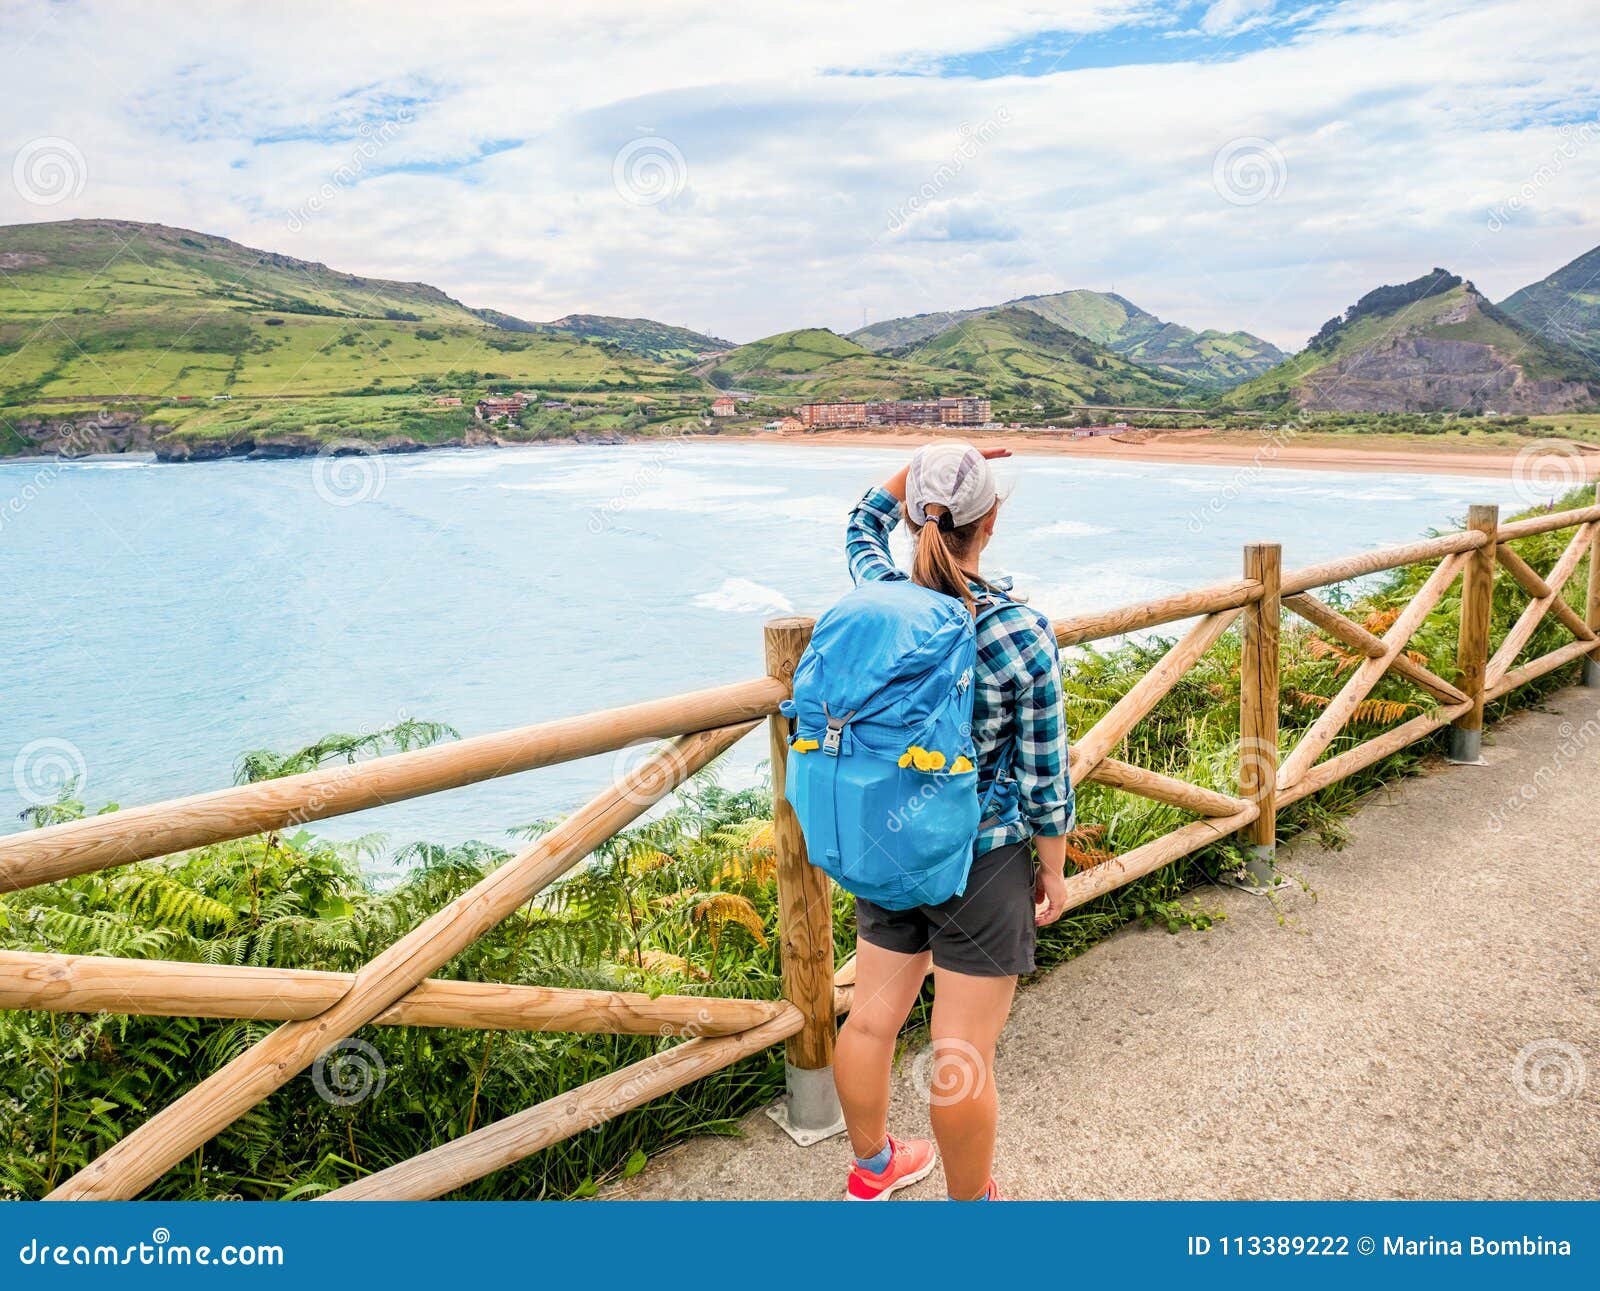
[614,686,1600,1200]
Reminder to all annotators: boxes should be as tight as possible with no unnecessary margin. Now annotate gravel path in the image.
[613,685,1600,1201]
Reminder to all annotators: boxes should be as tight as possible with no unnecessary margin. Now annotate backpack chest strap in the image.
[822,704,857,756]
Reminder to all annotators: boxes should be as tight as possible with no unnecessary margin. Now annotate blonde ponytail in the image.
[910,505,979,615]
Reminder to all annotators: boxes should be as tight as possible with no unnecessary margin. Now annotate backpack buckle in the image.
[821,707,854,756]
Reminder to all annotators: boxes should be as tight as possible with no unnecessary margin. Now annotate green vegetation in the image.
[1306,268,1462,352]
[850,289,1285,389]
[0,220,709,457]
[1228,282,1600,413]
[1498,244,1600,365]
[895,307,1194,407]
[540,315,732,364]
[5,219,1598,456]
[704,328,984,399]
[3,490,1593,1200]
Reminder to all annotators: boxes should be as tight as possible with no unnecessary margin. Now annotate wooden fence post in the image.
[1585,485,1600,688]
[1450,504,1499,762]
[1238,543,1281,888]
[762,616,844,1145]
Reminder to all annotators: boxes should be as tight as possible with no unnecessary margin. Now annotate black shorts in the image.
[854,841,1036,978]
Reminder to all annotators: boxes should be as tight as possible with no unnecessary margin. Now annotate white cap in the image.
[905,440,997,529]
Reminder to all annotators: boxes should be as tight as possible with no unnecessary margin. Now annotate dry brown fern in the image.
[692,893,769,951]
[634,949,711,980]
[1305,636,1362,672]
[1062,823,1114,872]
[1288,690,1417,724]
[715,821,778,885]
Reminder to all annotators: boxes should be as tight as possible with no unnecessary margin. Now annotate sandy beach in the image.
[708,426,1600,480]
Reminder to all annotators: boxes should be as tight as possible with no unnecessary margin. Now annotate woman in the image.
[835,440,1074,1202]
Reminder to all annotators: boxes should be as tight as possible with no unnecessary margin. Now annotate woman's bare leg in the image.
[834,939,932,1158]
[927,968,1017,1199]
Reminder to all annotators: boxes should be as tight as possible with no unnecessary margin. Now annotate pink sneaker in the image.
[844,1135,938,1201]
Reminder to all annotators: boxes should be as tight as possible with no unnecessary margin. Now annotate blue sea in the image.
[0,442,1552,856]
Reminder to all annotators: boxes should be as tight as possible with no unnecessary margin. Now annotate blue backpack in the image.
[779,579,1017,911]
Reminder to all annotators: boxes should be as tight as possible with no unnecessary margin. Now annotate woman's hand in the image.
[1034,864,1069,926]
[1033,832,1069,925]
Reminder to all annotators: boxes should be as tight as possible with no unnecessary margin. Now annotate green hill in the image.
[542,315,732,363]
[0,220,707,455]
[850,289,1283,389]
[477,308,734,362]
[1498,245,1600,365]
[702,327,982,399]
[0,220,700,402]
[893,307,1193,406]
[1228,271,1600,414]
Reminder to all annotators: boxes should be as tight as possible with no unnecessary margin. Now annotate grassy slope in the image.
[851,289,1284,388]
[544,314,733,363]
[0,220,706,451]
[704,327,983,399]
[897,306,1193,406]
[1228,284,1597,410]
[1497,243,1600,363]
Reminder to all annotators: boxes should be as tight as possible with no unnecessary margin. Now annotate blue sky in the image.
[2,0,1596,350]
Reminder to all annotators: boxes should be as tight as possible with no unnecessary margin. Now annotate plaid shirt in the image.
[846,486,1074,855]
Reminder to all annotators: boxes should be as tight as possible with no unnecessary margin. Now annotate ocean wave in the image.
[692,578,795,615]
[1027,519,1113,539]
[397,452,526,477]
[1004,567,1179,622]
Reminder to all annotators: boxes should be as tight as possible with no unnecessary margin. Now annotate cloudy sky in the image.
[2,0,1596,350]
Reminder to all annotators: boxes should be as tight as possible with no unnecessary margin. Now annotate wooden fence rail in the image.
[2,487,1597,1201]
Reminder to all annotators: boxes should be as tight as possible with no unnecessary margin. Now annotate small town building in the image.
[433,396,462,407]
[475,394,526,423]
[710,396,738,417]
[866,400,941,426]
[796,401,869,428]
[937,396,992,426]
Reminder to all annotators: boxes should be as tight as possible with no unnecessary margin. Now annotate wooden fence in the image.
[2,489,1598,1201]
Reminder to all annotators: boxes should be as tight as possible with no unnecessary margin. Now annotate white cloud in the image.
[0,0,1596,351]
[1199,0,1279,35]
